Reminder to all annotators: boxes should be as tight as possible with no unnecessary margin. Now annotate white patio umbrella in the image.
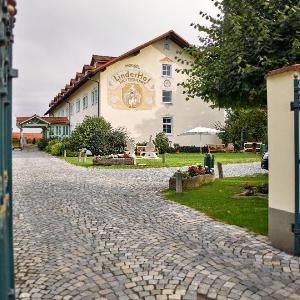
[178,126,223,149]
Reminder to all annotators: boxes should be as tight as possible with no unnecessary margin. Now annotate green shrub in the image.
[45,139,63,156]
[66,150,79,157]
[154,133,169,154]
[38,138,49,150]
[50,142,63,156]
[46,139,59,153]
[69,116,128,155]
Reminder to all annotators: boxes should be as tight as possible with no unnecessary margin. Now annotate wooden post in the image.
[83,153,87,164]
[176,173,183,194]
[63,149,67,158]
[78,152,81,163]
[162,153,166,164]
[217,162,224,179]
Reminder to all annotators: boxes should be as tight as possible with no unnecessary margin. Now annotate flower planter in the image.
[169,174,215,190]
[93,157,135,166]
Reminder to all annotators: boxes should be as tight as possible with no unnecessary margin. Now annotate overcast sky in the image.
[13,0,217,130]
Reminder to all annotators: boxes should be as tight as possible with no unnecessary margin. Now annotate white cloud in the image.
[12,0,217,129]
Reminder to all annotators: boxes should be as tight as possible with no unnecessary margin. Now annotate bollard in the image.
[176,172,183,194]
[217,162,224,179]
[162,153,166,164]
[204,153,214,171]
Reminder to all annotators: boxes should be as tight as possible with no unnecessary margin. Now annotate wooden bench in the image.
[244,142,262,152]
[136,146,159,156]
[207,144,226,153]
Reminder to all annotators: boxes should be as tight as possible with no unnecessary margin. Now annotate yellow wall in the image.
[99,39,224,145]
[267,70,300,213]
[51,38,225,146]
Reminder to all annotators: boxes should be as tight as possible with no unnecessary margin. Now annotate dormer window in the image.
[163,41,170,50]
[162,64,172,77]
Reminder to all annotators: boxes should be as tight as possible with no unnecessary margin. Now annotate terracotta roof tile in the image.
[266,64,300,78]
[12,132,43,139]
[160,56,174,62]
[90,55,116,67]
[45,30,190,115]
[16,116,69,125]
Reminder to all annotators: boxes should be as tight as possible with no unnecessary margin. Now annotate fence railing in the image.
[0,1,18,299]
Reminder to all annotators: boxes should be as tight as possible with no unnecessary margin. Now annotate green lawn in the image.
[162,175,268,235]
[62,152,261,168]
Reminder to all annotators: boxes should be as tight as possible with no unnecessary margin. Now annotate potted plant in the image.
[174,143,180,154]
[169,164,215,190]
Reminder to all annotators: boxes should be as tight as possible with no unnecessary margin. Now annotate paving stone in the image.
[12,151,300,299]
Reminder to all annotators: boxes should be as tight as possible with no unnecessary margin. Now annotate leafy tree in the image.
[69,116,127,155]
[215,109,267,150]
[154,132,170,154]
[178,0,300,108]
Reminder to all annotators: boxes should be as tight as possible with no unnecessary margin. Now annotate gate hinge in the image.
[291,101,300,111]
[291,223,300,236]
[8,288,15,299]
[9,68,18,78]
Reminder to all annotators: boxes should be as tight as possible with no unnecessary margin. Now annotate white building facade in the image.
[45,31,224,146]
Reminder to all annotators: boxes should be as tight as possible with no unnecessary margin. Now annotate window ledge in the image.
[162,102,173,105]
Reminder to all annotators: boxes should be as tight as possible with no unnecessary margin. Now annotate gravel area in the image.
[13,150,299,300]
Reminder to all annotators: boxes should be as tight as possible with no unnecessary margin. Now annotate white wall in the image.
[99,39,224,146]
[51,38,225,146]
[267,70,300,213]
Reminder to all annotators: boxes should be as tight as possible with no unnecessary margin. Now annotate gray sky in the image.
[13,0,217,130]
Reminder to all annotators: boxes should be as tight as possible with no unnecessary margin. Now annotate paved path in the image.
[13,151,299,300]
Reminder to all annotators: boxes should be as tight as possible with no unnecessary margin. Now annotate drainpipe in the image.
[291,75,300,255]
[67,101,71,134]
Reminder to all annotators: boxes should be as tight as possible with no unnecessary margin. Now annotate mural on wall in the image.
[108,64,156,110]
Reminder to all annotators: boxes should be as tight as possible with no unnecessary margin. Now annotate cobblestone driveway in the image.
[13,151,300,300]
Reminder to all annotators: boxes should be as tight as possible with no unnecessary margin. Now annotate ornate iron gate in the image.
[0,1,17,299]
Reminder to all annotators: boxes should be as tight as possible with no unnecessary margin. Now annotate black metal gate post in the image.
[0,1,17,299]
[291,75,300,255]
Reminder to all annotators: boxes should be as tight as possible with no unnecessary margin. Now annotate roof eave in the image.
[45,30,191,115]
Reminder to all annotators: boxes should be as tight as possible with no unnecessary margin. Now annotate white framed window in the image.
[91,89,98,106]
[163,117,172,134]
[162,64,172,77]
[76,99,80,113]
[163,41,170,50]
[83,95,88,110]
[56,125,61,136]
[70,103,74,115]
[162,90,172,103]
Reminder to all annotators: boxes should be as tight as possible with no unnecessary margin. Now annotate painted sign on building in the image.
[108,65,155,110]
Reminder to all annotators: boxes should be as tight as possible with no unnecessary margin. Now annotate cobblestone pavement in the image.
[13,151,299,300]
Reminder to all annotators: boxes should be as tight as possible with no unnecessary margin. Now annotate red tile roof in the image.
[90,55,116,67]
[12,132,43,139]
[266,64,300,78]
[16,115,69,125]
[45,30,190,115]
